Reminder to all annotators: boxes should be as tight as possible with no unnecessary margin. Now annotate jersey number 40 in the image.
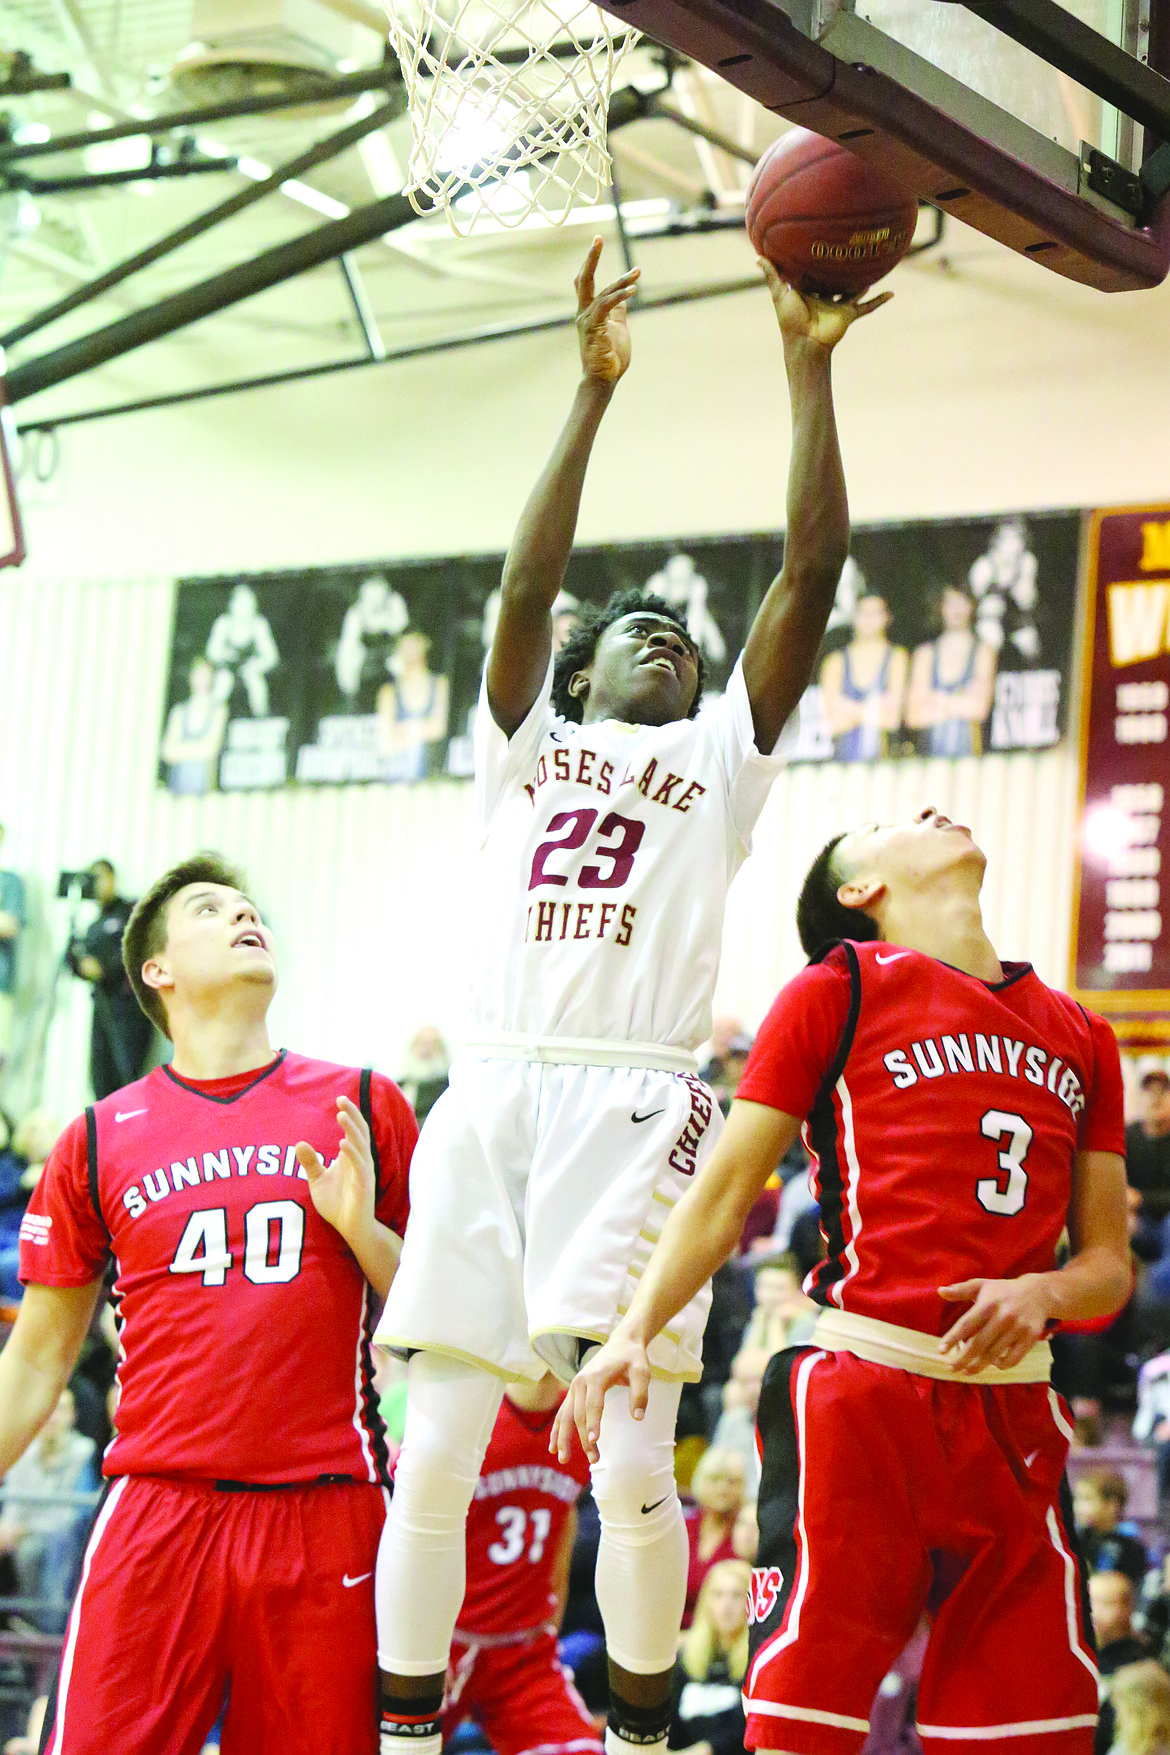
[169,1200,305,1287]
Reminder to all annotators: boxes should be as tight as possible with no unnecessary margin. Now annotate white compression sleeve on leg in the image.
[590,1377,688,1675]
[375,1352,504,1674]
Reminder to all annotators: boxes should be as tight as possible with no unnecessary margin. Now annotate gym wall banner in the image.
[1070,505,1170,1045]
[159,511,1081,795]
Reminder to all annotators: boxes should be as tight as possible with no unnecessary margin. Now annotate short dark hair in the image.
[796,833,880,959]
[123,852,248,1038]
[552,588,705,723]
[1140,1069,1170,1091]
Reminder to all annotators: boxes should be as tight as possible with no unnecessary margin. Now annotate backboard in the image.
[594,0,1170,290]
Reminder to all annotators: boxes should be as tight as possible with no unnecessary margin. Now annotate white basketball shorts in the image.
[373,1055,721,1383]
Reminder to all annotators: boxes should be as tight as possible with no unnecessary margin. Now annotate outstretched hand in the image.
[297,1095,375,1246]
[758,257,892,352]
[576,236,640,385]
[549,1329,652,1465]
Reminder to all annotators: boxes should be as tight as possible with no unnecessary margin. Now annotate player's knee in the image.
[392,1426,482,1530]
[590,1425,677,1535]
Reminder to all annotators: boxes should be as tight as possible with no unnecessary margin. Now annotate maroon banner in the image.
[1071,505,1170,1043]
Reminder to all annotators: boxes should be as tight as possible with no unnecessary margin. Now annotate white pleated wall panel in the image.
[0,570,1079,1120]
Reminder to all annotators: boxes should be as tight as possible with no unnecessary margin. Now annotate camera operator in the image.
[67,861,153,1099]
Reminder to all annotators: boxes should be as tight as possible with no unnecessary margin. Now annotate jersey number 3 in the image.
[976,1110,1033,1216]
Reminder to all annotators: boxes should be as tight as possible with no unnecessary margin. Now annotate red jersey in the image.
[458,1394,590,1639]
[737,942,1126,1336]
[19,1053,415,1485]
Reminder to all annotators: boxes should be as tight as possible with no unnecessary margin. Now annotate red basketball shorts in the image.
[41,1474,387,1755]
[443,1627,604,1755]
[745,1348,1098,1755]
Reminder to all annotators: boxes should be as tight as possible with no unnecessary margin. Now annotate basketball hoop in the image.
[382,0,639,233]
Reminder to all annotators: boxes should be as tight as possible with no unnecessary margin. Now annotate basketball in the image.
[746,128,919,298]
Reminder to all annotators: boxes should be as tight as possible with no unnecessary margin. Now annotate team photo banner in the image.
[159,511,1081,796]
[1071,504,1170,1039]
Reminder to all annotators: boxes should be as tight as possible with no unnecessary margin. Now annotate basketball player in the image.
[441,1373,600,1755]
[555,805,1131,1755]
[0,852,415,1755]
[374,236,890,1755]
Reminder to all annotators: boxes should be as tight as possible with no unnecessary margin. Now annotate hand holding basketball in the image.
[576,237,640,386]
[759,257,892,352]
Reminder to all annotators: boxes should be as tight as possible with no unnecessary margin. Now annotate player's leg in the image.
[39,1479,229,1755]
[219,1480,386,1755]
[472,1633,604,1755]
[744,1349,929,1755]
[376,1352,505,1754]
[588,1376,688,1755]
[916,1387,1098,1755]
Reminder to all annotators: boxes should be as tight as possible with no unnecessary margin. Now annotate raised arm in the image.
[0,1279,104,1476]
[486,238,640,736]
[742,270,891,753]
[552,1099,802,1461]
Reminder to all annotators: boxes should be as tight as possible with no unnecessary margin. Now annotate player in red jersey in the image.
[443,1373,601,1755]
[0,852,415,1755]
[555,806,1131,1755]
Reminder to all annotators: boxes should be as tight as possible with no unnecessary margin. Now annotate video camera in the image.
[57,869,97,902]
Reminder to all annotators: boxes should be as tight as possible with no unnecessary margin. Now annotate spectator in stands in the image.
[731,1501,757,1565]
[0,1386,97,1632]
[696,1262,753,1438]
[1133,1353,1170,1523]
[683,1447,747,1626]
[711,1350,768,1496]
[1108,1660,1170,1755]
[4,1695,46,1755]
[1075,1471,1150,1587]
[0,1112,24,1303]
[699,1018,746,1101]
[0,1113,56,1305]
[1128,1071,1170,1260]
[67,860,153,1099]
[398,1024,451,1125]
[739,1257,817,1358]
[670,1559,751,1755]
[0,826,24,1080]
[1093,1575,1156,1755]
[1093,1571,1150,1674]
[746,1140,816,1264]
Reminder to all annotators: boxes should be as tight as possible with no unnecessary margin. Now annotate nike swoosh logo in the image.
[874,951,910,965]
[115,1109,148,1123]
[342,1572,373,1588]
[631,1109,665,1125]
[1023,1450,1039,1469]
[641,1496,669,1515]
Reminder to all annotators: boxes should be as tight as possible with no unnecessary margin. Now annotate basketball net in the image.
[382,0,639,233]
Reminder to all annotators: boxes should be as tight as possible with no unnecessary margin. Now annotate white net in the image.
[383,0,640,232]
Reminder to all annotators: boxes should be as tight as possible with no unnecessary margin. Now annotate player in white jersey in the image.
[374,238,889,1755]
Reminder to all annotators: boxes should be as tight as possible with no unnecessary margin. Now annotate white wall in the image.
[2,230,1168,1119]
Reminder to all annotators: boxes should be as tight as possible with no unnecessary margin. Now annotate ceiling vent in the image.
[170,0,378,109]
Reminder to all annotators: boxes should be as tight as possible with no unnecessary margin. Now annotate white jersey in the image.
[469,656,785,1052]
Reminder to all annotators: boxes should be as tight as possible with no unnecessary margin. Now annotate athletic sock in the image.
[605,1697,672,1753]
[379,1687,443,1754]
[604,1731,667,1755]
